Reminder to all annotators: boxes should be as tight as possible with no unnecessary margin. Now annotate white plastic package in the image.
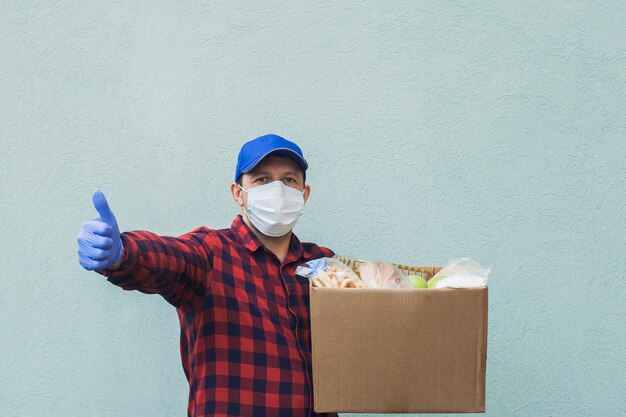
[429,257,490,288]
[357,261,411,289]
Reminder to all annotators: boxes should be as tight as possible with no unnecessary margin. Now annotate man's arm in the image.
[95,227,213,310]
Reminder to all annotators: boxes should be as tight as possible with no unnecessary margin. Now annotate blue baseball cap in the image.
[235,134,308,183]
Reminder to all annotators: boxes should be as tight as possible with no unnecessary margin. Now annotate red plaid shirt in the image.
[97,215,338,417]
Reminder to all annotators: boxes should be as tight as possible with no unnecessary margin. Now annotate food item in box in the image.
[428,257,490,288]
[296,257,366,288]
[357,261,411,289]
[427,275,447,288]
[406,274,428,288]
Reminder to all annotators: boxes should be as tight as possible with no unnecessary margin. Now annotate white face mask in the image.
[238,181,305,237]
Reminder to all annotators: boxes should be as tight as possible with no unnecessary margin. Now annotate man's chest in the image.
[201,250,314,342]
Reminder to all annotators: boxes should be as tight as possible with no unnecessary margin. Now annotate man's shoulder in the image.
[301,241,335,261]
[180,225,237,247]
[186,225,229,235]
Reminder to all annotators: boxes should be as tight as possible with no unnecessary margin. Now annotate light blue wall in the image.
[1,2,624,416]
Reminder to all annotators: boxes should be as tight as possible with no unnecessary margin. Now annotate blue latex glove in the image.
[77,190,123,270]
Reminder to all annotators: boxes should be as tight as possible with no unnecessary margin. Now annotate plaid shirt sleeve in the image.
[96,227,213,309]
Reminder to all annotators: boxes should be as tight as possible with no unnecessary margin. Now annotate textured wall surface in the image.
[1,1,625,416]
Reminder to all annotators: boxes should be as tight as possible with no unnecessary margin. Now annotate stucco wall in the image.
[1,1,625,416]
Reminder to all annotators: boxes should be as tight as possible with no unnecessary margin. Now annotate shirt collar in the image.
[231,215,304,262]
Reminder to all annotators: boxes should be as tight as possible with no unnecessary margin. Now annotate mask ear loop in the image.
[237,184,248,208]
[237,184,254,222]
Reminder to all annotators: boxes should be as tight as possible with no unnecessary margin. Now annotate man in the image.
[77,134,338,417]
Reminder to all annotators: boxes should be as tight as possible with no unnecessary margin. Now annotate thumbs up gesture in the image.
[77,190,124,270]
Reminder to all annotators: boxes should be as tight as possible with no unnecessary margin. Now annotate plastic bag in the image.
[429,257,490,288]
[296,257,365,288]
[357,261,411,289]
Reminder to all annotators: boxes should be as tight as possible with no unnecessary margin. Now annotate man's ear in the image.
[303,184,311,204]
[230,183,244,207]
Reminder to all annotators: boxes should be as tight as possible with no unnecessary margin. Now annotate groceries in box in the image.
[296,256,490,289]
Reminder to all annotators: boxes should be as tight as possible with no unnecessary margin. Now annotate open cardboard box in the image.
[309,264,488,413]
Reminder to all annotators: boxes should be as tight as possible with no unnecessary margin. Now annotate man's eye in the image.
[255,177,268,183]
[283,178,296,183]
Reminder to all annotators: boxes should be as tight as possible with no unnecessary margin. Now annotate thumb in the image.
[92,190,116,225]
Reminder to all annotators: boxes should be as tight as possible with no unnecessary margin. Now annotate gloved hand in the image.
[77,190,124,270]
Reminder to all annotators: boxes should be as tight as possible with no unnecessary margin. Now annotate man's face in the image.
[231,154,311,212]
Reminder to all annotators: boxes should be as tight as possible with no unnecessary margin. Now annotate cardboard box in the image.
[310,266,487,413]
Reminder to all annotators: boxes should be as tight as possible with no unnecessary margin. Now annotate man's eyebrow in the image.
[249,170,300,177]
[248,170,270,176]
